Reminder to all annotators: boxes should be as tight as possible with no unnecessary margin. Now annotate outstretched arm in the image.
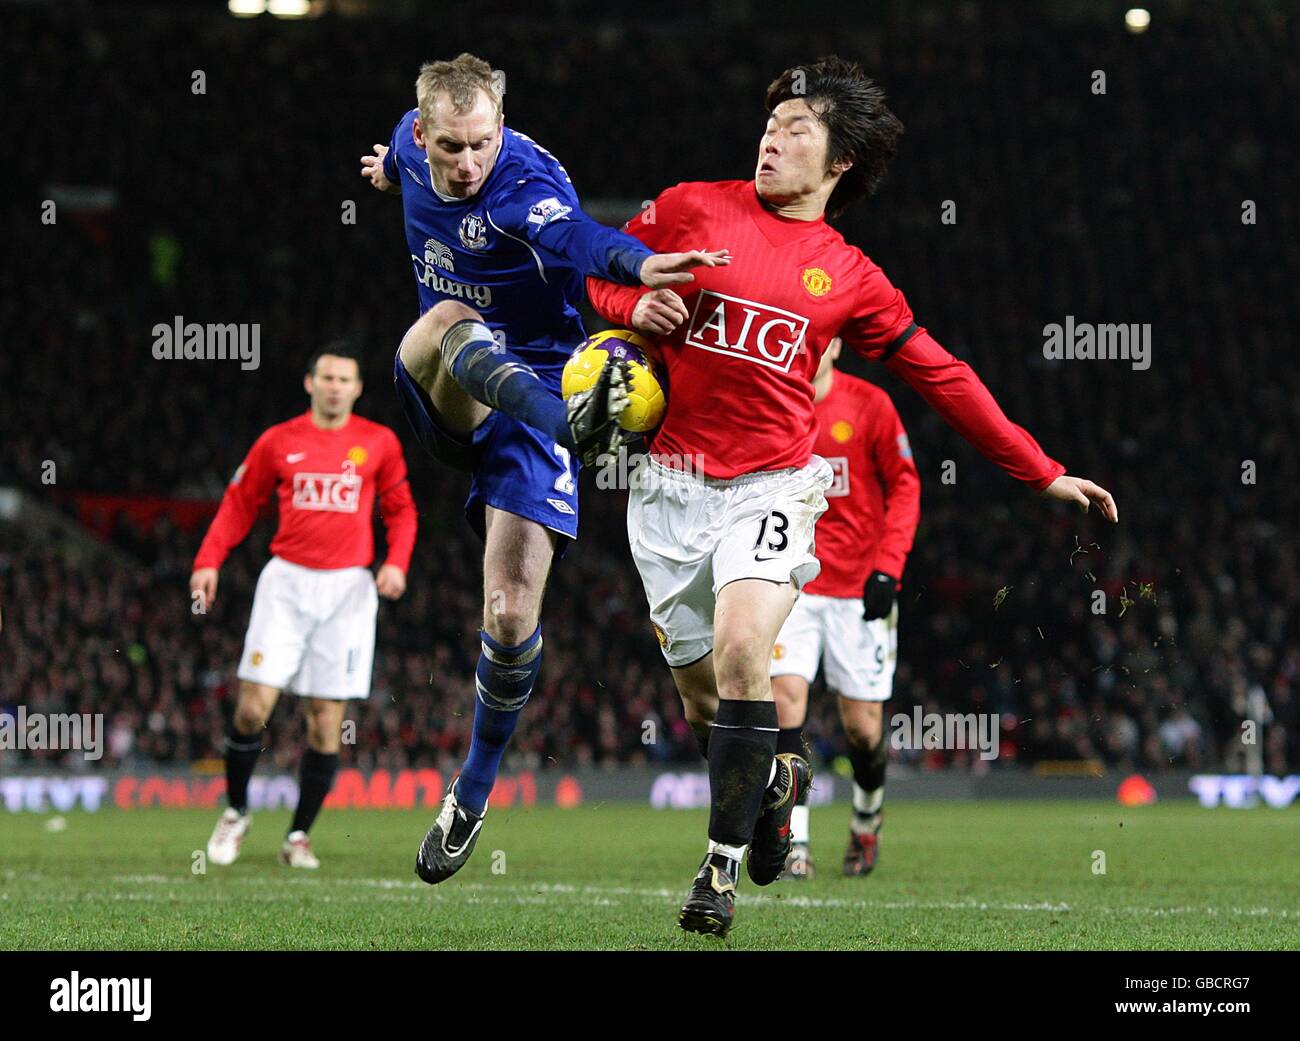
[501,187,727,288]
[882,332,1115,520]
[841,260,1117,521]
[883,330,1064,489]
[584,184,719,329]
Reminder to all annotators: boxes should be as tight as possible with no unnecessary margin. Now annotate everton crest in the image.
[459,213,488,250]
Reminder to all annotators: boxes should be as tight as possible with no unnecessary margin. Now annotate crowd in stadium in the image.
[2,2,1295,774]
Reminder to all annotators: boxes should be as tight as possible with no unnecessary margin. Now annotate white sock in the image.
[708,840,747,862]
[853,783,884,817]
[791,804,810,845]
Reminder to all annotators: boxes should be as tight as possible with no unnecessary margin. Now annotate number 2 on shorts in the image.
[552,443,576,495]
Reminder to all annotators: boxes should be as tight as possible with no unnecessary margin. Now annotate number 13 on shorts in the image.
[754,510,791,559]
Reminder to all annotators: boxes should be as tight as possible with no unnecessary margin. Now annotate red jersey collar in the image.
[302,410,354,433]
[744,181,828,246]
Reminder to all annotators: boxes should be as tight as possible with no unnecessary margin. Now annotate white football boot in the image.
[206,807,250,866]
[280,830,320,869]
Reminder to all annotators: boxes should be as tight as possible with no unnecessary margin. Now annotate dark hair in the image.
[305,340,363,377]
[764,56,905,219]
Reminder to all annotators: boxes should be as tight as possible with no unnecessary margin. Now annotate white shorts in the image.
[770,593,898,701]
[628,456,833,668]
[237,556,378,700]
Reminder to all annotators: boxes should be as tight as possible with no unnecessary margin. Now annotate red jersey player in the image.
[587,56,1117,936]
[768,337,921,881]
[189,345,417,869]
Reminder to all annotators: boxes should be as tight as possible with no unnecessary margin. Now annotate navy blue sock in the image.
[443,320,574,452]
[455,625,543,815]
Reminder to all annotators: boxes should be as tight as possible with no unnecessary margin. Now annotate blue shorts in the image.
[394,353,580,547]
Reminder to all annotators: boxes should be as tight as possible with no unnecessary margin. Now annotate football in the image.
[561,328,666,433]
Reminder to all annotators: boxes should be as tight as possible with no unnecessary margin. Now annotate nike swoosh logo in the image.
[286,453,307,463]
[754,553,783,562]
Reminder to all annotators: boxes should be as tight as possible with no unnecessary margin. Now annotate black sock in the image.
[694,726,710,761]
[849,737,888,818]
[224,724,264,813]
[776,726,804,757]
[290,749,340,835]
[707,700,778,846]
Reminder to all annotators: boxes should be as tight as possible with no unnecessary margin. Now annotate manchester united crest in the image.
[801,267,832,297]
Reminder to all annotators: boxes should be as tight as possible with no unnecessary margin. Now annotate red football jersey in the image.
[805,372,921,598]
[587,180,1065,488]
[193,412,417,573]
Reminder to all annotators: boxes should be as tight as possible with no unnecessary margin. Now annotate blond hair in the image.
[416,53,506,125]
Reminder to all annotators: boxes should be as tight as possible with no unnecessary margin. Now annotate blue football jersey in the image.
[383,110,651,382]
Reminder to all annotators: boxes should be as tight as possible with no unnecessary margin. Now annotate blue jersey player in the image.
[360,53,729,884]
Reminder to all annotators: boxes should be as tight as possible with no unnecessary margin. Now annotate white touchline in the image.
[88,875,1300,919]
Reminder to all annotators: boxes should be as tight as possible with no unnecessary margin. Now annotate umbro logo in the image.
[547,498,575,515]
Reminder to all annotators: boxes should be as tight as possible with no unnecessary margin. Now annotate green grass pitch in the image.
[2,801,1296,950]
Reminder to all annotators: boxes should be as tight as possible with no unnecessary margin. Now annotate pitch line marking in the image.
[87,874,1300,919]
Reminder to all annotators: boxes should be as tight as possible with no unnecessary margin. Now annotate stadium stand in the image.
[1,2,1295,775]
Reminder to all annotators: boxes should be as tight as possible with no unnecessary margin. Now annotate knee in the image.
[842,707,884,749]
[483,589,540,647]
[713,634,769,699]
[677,685,716,727]
[234,702,269,735]
[400,301,480,380]
[422,299,480,339]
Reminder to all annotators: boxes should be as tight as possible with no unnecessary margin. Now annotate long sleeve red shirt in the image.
[586,180,1065,489]
[193,412,418,573]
